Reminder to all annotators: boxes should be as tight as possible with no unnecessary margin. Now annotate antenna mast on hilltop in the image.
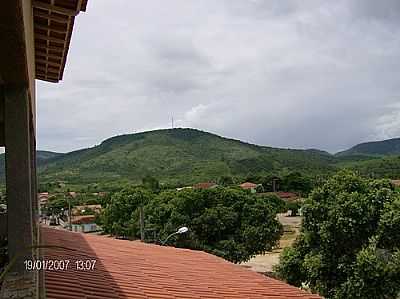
[171,116,174,129]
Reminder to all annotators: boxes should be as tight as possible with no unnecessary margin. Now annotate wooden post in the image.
[4,86,34,273]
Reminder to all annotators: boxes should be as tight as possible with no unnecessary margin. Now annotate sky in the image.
[37,0,400,154]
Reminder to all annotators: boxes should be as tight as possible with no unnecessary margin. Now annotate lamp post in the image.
[161,226,188,246]
[67,194,72,231]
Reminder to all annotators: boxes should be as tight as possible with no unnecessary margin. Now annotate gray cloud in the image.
[37,0,400,153]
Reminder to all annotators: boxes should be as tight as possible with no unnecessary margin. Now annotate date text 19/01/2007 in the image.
[24,259,97,271]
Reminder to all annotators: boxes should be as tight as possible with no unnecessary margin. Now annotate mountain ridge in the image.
[1,129,399,186]
[37,128,338,186]
[336,137,400,157]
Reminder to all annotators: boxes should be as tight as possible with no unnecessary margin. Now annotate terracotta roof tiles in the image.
[192,182,218,189]
[240,182,259,189]
[41,226,321,299]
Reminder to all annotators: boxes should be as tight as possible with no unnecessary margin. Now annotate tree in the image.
[142,175,160,192]
[275,171,400,298]
[285,201,302,216]
[47,197,69,215]
[218,176,235,186]
[100,187,152,238]
[258,193,287,213]
[281,172,313,195]
[145,187,283,263]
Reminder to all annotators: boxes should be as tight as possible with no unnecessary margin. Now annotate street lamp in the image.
[161,226,189,245]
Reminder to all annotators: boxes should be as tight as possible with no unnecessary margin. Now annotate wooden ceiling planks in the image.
[33,0,87,83]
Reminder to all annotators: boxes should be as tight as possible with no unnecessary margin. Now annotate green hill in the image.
[38,128,338,186]
[343,155,400,179]
[2,129,400,188]
[336,137,400,157]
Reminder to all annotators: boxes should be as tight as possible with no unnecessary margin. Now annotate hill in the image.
[343,155,400,178]
[2,130,400,188]
[38,128,338,186]
[336,137,400,157]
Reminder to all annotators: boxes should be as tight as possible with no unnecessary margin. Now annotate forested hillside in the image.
[336,137,400,157]
[38,128,338,186]
[2,129,400,188]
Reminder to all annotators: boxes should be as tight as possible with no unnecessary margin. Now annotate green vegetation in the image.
[1,129,400,191]
[336,137,400,157]
[100,186,284,263]
[101,187,152,237]
[275,171,400,299]
[44,192,103,216]
[35,129,339,188]
[345,155,400,179]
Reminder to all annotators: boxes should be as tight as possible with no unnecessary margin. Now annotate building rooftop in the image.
[41,226,321,299]
[33,0,88,82]
[70,215,96,225]
[72,204,102,216]
[192,182,218,190]
[240,182,259,189]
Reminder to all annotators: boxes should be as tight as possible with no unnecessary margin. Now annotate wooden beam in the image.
[33,1,79,16]
[36,75,59,83]
[36,65,60,73]
[36,49,63,60]
[35,58,61,68]
[34,10,70,23]
[35,33,66,44]
[35,24,68,34]
[35,43,64,52]
[46,72,59,78]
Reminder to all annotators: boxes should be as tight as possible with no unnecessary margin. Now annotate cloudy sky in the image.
[37,0,400,153]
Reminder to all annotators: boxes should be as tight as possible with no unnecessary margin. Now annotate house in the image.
[391,180,400,187]
[38,192,50,216]
[70,215,100,233]
[41,226,322,299]
[268,191,300,201]
[239,182,260,193]
[67,191,78,198]
[72,204,102,216]
[193,182,218,189]
[38,192,49,201]
[258,192,300,202]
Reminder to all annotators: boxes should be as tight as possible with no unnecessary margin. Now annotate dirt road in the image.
[241,214,302,273]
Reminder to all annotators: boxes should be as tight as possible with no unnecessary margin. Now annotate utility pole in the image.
[272,178,277,192]
[139,205,145,241]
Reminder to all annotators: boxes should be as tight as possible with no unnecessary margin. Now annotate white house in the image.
[70,215,100,233]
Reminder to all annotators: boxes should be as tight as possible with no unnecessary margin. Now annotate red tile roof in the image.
[192,182,218,189]
[240,182,258,189]
[41,227,321,299]
[70,215,96,224]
